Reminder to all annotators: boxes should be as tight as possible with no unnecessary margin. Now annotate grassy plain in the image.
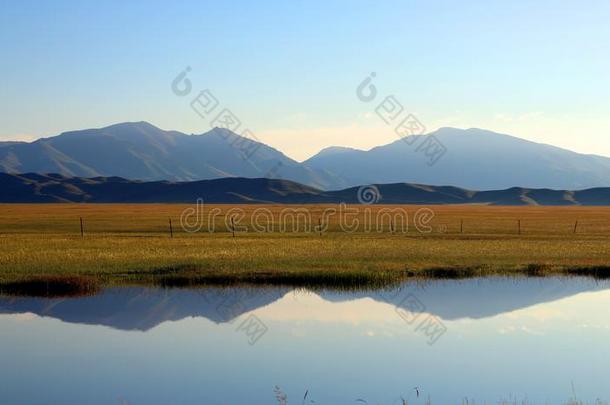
[1,204,610,293]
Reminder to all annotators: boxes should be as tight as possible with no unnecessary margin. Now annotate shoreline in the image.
[2,264,610,297]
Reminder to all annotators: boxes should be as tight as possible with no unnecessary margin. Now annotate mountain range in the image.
[2,122,610,191]
[3,172,610,205]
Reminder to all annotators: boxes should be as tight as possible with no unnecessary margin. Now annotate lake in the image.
[1,277,609,404]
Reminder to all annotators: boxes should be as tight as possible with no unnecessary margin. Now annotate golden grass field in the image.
[1,203,610,292]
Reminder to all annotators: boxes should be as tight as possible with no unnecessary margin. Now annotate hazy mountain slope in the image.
[305,128,610,190]
[0,122,343,189]
[3,173,610,205]
[0,141,25,148]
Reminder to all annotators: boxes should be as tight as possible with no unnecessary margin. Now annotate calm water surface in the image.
[1,277,609,404]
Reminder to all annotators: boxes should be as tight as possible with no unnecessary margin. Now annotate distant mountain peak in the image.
[106,120,157,129]
[311,146,362,158]
[430,127,506,136]
[76,121,163,134]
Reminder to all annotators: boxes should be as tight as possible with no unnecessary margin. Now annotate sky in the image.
[1,0,609,161]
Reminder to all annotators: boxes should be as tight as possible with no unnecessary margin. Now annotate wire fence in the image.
[1,205,610,237]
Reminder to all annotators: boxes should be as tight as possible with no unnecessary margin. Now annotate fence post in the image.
[169,218,173,238]
[574,220,578,234]
[318,218,322,237]
[80,217,84,237]
[518,219,521,235]
[231,216,235,238]
[460,219,463,234]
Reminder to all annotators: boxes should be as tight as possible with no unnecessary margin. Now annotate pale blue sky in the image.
[1,0,609,160]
